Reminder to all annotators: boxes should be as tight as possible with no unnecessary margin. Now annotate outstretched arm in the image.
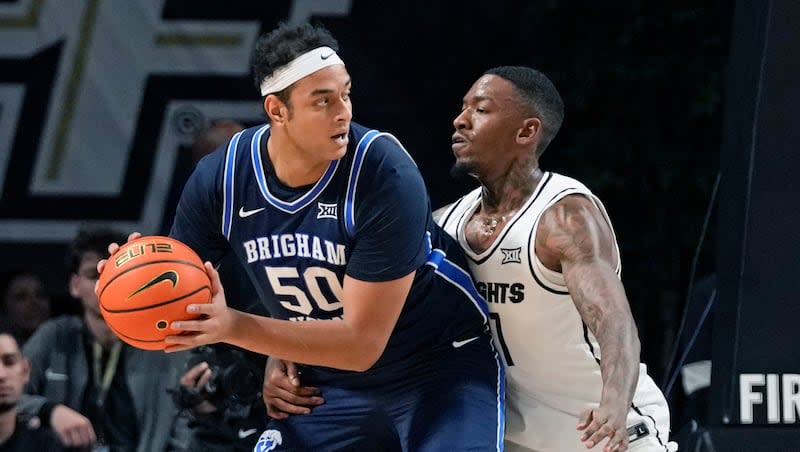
[536,194,639,452]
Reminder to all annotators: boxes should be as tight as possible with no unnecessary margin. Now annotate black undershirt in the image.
[0,417,64,452]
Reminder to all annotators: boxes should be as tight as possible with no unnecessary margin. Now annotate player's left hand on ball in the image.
[95,231,142,295]
[164,262,234,353]
[577,406,628,451]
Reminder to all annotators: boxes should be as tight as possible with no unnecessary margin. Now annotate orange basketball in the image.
[97,235,211,350]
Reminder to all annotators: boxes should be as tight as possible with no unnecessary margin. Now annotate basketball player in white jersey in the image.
[262,66,676,451]
[433,66,676,451]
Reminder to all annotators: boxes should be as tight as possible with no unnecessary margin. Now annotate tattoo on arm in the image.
[537,195,640,409]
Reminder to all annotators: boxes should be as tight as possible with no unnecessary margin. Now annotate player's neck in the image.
[265,134,329,187]
[0,408,16,445]
[480,165,543,213]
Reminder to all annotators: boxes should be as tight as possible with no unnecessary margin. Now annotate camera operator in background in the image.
[174,345,266,451]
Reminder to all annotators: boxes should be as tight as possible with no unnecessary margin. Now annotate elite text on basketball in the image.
[115,242,173,267]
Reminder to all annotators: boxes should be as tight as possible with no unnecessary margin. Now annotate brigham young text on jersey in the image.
[243,234,346,265]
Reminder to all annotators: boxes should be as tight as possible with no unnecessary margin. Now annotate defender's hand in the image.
[577,404,629,451]
[263,358,324,419]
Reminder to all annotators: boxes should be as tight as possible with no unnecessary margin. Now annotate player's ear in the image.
[264,95,287,124]
[517,117,541,146]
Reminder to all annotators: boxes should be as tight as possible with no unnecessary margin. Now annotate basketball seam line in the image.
[102,285,211,313]
[98,259,205,299]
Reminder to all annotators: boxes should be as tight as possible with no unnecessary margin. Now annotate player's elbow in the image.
[339,356,378,372]
[351,349,382,372]
[347,339,386,372]
[348,358,377,372]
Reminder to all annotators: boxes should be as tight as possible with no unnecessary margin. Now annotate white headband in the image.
[259,46,345,96]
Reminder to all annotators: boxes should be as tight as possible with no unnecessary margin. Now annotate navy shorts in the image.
[253,334,505,451]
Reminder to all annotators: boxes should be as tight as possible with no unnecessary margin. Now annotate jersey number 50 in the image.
[265,266,343,315]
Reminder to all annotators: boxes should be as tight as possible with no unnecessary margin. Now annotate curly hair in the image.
[251,22,340,107]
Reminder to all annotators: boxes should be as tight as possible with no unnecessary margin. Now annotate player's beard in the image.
[449,161,479,183]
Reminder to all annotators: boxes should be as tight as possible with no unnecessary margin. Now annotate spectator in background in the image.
[17,226,190,452]
[0,325,64,451]
[189,119,245,164]
[0,270,51,346]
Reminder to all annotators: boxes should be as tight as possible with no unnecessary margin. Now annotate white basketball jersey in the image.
[438,172,674,451]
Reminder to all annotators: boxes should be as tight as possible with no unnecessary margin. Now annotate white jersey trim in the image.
[221,130,245,239]
[527,187,622,293]
[456,172,554,265]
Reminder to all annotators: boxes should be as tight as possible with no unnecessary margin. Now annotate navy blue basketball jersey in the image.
[170,122,490,370]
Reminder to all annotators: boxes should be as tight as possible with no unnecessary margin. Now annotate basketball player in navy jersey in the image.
[99,23,504,451]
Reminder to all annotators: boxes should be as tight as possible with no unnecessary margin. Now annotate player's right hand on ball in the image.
[95,231,141,294]
[263,357,324,419]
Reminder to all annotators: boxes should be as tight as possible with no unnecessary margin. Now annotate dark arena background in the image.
[1,1,798,449]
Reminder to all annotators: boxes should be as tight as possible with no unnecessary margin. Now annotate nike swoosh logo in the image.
[238,428,258,439]
[320,51,335,60]
[239,207,266,218]
[452,336,480,348]
[128,270,178,298]
[45,369,69,381]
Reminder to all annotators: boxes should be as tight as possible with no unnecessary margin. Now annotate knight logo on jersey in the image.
[317,202,338,219]
[501,247,522,264]
[254,429,283,452]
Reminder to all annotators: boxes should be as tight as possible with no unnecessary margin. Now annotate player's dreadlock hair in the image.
[484,66,564,156]
[251,22,340,108]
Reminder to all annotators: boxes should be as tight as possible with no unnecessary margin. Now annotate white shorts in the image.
[504,388,676,451]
